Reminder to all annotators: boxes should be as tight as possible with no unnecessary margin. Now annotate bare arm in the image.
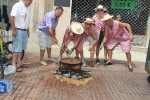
[89,30,98,51]
[63,28,70,48]
[53,30,56,36]
[9,16,17,37]
[118,22,134,41]
[101,26,108,47]
[92,30,98,46]
[48,27,58,44]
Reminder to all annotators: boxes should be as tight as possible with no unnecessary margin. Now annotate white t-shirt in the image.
[10,1,30,29]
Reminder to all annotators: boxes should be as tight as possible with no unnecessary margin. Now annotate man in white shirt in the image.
[10,0,32,72]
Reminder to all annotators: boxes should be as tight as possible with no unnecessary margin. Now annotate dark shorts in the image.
[97,31,104,46]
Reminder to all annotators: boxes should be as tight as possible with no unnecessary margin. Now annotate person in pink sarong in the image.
[56,21,84,64]
[101,14,134,72]
[74,18,98,67]
[92,5,105,65]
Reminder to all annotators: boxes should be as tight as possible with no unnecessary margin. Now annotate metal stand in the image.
[58,61,82,80]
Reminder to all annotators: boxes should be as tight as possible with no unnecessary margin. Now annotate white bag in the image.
[4,65,16,75]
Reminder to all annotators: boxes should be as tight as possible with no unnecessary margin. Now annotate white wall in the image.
[28,0,72,45]
[53,1,72,44]
[29,0,53,32]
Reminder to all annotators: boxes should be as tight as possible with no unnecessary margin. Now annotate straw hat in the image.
[70,22,84,34]
[84,18,93,24]
[94,5,104,11]
[101,14,113,21]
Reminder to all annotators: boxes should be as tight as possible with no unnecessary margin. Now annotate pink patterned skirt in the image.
[120,40,131,53]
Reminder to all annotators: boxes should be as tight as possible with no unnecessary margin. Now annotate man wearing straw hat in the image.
[57,21,84,64]
[74,18,98,67]
[37,6,63,66]
[92,5,106,65]
[82,18,98,67]
[101,14,134,72]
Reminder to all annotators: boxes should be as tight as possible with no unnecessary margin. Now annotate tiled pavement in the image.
[0,51,150,100]
[0,34,150,100]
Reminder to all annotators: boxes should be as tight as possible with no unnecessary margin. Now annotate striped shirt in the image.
[38,11,58,35]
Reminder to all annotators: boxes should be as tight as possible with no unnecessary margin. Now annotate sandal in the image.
[16,68,23,72]
[128,66,133,72]
[104,60,107,64]
[89,61,94,67]
[20,64,29,68]
[74,57,79,59]
[105,62,112,65]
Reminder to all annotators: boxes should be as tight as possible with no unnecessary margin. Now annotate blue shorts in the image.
[12,30,28,52]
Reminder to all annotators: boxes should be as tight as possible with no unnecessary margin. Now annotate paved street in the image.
[0,33,149,100]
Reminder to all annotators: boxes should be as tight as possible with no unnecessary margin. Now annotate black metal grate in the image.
[71,0,150,46]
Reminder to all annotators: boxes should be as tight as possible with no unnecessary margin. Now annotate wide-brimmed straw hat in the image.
[94,5,104,11]
[71,22,84,34]
[84,18,93,24]
[101,14,113,21]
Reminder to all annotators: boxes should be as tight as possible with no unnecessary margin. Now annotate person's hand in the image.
[88,45,94,51]
[64,46,68,52]
[53,38,58,44]
[130,34,134,42]
[53,31,56,36]
[70,48,74,54]
[100,43,104,49]
[12,30,17,37]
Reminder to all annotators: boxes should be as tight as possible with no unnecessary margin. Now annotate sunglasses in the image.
[96,9,103,13]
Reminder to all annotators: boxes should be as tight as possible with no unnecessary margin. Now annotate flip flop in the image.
[16,68,23,72]
[20,64,29,68]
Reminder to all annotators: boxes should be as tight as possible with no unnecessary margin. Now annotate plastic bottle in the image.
[0,79,14,93]
[4,65,16,75]
[66,49,70,55]
[100,47,102,50]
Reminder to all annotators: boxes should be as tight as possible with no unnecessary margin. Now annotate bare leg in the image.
[47,48,51,58]
[79,50,87,66]
[12,52,18,67]
[79,50,84,60]
[104,46,108,60]
[90,49,94,61]
[12,52,23,71]
[96,45,100,60]
[126,52,133,71]
[75,49,79,58]
[107,49,113,63]
[40,49,45,61]
[21,50,25,60]
[16,52,22,67]
[126,52,132,66]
